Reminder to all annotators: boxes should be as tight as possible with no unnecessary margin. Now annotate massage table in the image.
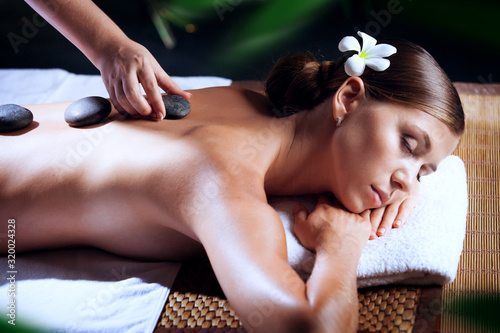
[0,70,497,332]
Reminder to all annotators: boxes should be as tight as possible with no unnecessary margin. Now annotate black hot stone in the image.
[162,95,191,119]
[64,96,111,127]
[0,104,34,133]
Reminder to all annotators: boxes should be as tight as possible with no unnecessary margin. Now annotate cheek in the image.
[338,128,387,174]
[333,126,397,201]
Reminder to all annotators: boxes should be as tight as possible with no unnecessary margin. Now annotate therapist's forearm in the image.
[24,0,129,69]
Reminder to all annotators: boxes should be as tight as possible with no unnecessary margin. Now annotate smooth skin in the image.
[25,0,191,119]
[0,78,460,332]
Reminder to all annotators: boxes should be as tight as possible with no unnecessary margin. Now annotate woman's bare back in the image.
[0,87,284,260]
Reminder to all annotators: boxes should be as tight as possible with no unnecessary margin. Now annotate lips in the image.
[371,186,390,207]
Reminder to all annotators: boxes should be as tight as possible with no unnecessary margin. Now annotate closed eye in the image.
[402,137,421,182]
[402,137,414,155]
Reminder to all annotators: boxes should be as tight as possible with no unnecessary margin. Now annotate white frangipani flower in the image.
[338,31,397,77]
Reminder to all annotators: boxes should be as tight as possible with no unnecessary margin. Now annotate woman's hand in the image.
[293,195,372,254]
[97,39,192,120]
[366,184,420,239]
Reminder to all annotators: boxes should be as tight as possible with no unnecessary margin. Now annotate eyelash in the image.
[402,137,421,182]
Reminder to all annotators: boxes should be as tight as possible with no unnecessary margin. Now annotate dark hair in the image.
[265,39,465,135]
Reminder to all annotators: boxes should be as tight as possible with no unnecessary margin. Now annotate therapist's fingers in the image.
[138,67,165,120]
[104,78,127,116]
[114,82,137,117]
[123,70,155,118]
[156,68,192,101]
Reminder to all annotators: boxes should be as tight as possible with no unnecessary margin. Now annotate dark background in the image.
[1,0,498,83]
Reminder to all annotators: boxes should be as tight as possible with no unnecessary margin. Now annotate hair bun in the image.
[266,55,334,117]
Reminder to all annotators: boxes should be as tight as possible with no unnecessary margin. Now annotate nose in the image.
[391,163,419,193]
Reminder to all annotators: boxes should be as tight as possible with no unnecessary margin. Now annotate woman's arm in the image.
[25,0,190,118]
[192,192,371,333]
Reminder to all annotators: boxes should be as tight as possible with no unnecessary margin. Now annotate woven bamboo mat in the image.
[440,85,500,333]
[155,257,437,333]
[155,83,500,333]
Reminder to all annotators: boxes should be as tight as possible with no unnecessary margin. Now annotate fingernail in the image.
[370,231,378,239]
[378,228,386,236]
[187,93,193,99]
[394,220,402,227]
[157,113,164,121]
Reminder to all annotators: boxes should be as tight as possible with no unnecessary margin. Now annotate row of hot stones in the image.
[0,95,190,132]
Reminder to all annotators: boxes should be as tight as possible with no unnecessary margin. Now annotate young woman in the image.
[1,34,464,332]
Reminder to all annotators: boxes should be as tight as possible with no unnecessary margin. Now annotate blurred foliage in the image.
[147,0,342,65]
[444,293,500,332]
[0,319,46,333]
[146,0,499,76]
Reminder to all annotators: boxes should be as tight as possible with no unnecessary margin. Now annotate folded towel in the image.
[0,249,180,332]
[269,155,468,288]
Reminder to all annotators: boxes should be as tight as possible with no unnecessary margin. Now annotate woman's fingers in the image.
[293,204,308,223]
[293,204,317,251]
[392,197,414,228]
[315,194,334,208]
[367,207,384,239]
[376,203,400,237]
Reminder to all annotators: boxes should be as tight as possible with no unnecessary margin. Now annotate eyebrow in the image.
[414,126,437,172]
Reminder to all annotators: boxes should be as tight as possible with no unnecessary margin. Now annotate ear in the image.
[332,77,365,122]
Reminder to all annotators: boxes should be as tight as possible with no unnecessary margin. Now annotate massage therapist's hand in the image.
[366,183,420,239]
[97,39,191,120]
[293,195,372,253]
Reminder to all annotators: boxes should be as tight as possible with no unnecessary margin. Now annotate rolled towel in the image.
[269,155,468,288]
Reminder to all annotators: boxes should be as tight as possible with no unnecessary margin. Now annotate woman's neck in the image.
[264,99,336,196]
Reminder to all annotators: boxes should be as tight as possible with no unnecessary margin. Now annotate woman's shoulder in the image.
[188,86,272,119]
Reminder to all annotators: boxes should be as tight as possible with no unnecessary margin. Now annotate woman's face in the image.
[330,100,461,214]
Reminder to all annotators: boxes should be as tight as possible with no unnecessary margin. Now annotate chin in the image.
[338,197,365,214]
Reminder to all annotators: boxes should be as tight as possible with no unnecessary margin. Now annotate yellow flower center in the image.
[359,51,368,59]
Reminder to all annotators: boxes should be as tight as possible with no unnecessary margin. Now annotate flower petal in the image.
[365,57,391,72]
[338,36,360,53]
[345,54,366,76]
[366,43,397,58]
[358,31,377,51]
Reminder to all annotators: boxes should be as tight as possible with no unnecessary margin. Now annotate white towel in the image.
[270,155,468,288]
[0,68,232,104]
[0,249,180,332]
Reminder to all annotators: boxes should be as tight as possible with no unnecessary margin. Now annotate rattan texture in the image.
[156,258,425,332]
[440,88,500,333]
